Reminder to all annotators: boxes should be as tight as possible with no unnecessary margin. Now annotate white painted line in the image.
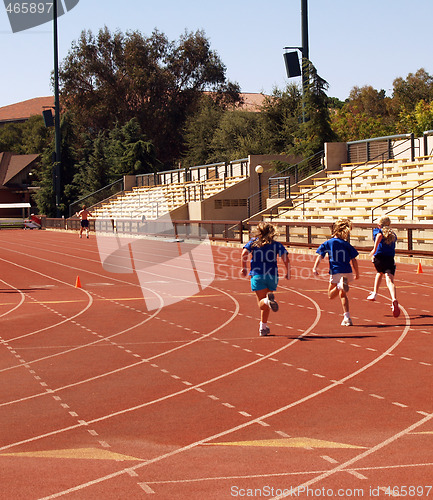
[370,394,384,399]
[138,483,155,494]
[346,470,368,480]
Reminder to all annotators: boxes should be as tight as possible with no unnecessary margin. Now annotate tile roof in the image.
[0,96,54,123]
[0,152,39,186]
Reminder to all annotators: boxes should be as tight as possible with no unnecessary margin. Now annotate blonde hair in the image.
[332,218,352,241]
[252,222,277,247]
[378,216,396,245]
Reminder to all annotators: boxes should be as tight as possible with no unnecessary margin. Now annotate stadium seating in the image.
[266,157,433,223]
[91,176,245,220]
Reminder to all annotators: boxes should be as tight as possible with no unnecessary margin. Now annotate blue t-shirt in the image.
[243,239,288,276]
[316,237,358,274]
[373,227,396,257]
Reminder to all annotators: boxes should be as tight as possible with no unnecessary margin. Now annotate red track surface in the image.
[0,230,432,499]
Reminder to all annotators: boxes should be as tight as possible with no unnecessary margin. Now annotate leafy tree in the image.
[0,115,51,154]
[295,61,336,157]
[260,84,303,154]
[392,68,433,112]
[34,112,79,216]
[58,27,241,166]
[331,85,397,141]
[209,111,265,163]
[398,100,433,136]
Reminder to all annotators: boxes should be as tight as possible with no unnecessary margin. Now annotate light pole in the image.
[53,0,61,217]
[283,0,309,122]
[255,165,264,212]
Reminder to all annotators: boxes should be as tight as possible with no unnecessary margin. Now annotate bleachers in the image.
[92,176,245,220]
[267,157,433,223]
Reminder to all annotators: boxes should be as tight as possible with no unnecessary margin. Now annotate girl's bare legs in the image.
[328,282,349,314]
[255,289,270,324]
[385,272,397,302]
[373,273,382,294]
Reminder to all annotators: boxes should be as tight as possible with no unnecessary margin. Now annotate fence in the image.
[44,217,433,258]
[247,220,433,257]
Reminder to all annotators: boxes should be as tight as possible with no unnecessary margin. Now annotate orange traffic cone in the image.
[75,276,82,288]
[417,262,423,274]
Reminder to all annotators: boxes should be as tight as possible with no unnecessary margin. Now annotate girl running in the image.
[241,222,290,337]
[312,218,359,326]
[367,216,400,318]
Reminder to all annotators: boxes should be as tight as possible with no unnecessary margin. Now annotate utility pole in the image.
[53,0,61,217]
[283,0,310,122]
[301,0,309,95]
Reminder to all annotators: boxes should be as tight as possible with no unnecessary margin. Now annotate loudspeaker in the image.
[42,109,54,127]
[283,52,302,78]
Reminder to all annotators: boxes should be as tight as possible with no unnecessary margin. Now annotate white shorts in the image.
[329,272,354,285]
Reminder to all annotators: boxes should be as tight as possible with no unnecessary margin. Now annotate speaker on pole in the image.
[42,109,54,127]
[283,51,302,78]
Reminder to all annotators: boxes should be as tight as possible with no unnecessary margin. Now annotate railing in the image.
[268,151,325,198]
[136,158,249,188]
[247,220,433,258]
[247,151,325,218]
[349,135,418,193]
[69,178,124,217]
[42,217,433,258]
[271,177,337,219]
[371,177,433,222]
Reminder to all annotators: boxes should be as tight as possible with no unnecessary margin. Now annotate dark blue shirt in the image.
[373,227,396,257]
[243,239,288,276]
[316,237,358,274]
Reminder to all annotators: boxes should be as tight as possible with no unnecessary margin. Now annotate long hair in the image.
[252,222,277,248]
[332,218,352,241]
[378,216,396,245]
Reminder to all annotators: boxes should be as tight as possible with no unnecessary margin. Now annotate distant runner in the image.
[76,205,92,239]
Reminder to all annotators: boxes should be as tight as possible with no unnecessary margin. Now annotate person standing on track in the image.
[241,222,290,337]
[312,218,359,327]
[366,216,400,318]
[76,205,92,239]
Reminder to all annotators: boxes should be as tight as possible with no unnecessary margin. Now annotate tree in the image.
[393,68,433,112]
[295,61,336,157]
[260,84,303,154]
[399,100,433,136]
[331,85,397,141]
[58,27,241,166]
[209,111,265,163]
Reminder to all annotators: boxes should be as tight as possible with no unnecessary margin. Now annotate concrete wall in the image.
[325,142,347,171]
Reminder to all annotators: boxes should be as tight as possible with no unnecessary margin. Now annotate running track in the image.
[0,230,432,499]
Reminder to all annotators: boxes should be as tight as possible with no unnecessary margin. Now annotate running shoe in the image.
[259,326,271,337]
[266,292,279,312]
[341,316,353,326]
[367,292,377,301]
[392,300,400,318]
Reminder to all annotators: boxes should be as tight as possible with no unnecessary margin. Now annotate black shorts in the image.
[373,255,396,275]
[80,220,89,228]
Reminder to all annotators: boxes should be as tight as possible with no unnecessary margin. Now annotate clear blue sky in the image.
[1,0,432,108]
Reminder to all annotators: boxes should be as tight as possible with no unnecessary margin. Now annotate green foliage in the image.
[392,68,433,112]
[58,27,241,166]
[399,100,433,136]
[330,85,398,141]
[293,60,336,157]
[0,115,51,154]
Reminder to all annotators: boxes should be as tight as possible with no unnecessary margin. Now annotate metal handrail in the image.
[247,151,325,218]
[69,178,124,216]
[275,177,337,218]
[371,177,433,222]
[349,138,416,193]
